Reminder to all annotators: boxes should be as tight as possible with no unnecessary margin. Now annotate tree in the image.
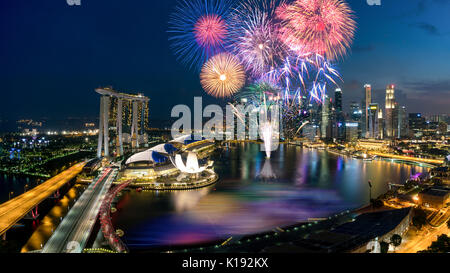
[412,209,427,230]
[372,199,384,209]
[419,234,450,253]
[390,234,402,251]
[380,241,390,253]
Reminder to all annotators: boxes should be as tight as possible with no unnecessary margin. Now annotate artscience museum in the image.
[121,135,217,189]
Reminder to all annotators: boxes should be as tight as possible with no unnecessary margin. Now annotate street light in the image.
[9,191,14,200]
[24,184,29,193]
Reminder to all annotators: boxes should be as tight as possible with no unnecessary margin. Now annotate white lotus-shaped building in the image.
[171,152,207,174]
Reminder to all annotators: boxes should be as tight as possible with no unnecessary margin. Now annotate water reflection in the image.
[0,175,39,203]
[21,184,86,252]
[113,143,428,250]
[258,159,277,180]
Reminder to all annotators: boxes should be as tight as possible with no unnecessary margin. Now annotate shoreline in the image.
[114,144,436,253]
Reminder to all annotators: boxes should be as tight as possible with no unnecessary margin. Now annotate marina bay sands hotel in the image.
[95,87,150,158]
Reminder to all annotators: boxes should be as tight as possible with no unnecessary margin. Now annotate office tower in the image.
[335,88,343,112]
[345,122,359,142]
[398,106,408,138]
[303,124,319,141]
[321,96,330,139]
[350,101,362,121]
[409,113,426,137]
[385,84,397,138]
[335,88,345,140]
[394,102,399,137]
[368,103,379,139]
[362,84,372,138]
[350,101,362,138]
[378,107,384,139]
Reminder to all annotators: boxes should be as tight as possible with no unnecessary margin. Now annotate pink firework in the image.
[276,0,356,60]
[194,14,228,49]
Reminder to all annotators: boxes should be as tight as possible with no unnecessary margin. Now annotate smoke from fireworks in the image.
[200,53,246,98]
[229,0,288,76]
[276,0,356,60]
[168,0,233,70]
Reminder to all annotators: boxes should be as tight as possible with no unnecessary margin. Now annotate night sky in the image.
[1,0,449,123]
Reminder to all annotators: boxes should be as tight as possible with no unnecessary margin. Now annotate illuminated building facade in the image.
[378,107,384,140]
[345,122,359,142]
[385,85,398,138]
[362,84,372,138]
[398,106,408,138]
[368,103,380,139]
[409,113,426,138]
[335,88,346,140]
[96,88,149,158]
[350,101,362,139]
[321,95,330,139]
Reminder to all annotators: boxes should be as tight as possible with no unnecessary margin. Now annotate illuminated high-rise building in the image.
[350,101,362,139]
[321,96,332,139]
[96,88,149,158]
[335,88,343,112]
[350,102,362,122]
[345,122,359,142]
[398,106,408,138]
[368,103,379,139]
[378,107,384,139]
[335,88,345,140]
[409,113,426,138]
[362,84,372,138]
[385,84,397,138]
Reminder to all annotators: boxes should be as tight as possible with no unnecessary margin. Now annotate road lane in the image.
[42,168,118,253]
[0,163,86,236]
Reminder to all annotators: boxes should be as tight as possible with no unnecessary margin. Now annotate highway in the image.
[0,162,86,236]
[368,151,444,165]
[397,222,449,253]
[42,167,118,253]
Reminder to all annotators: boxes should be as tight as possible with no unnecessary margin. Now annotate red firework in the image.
[194,14,228,49]
[276,0,356,60]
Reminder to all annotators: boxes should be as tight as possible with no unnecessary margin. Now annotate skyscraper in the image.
[385,84,397,138]
[350,101,362,139]
[350,101,362,122]
[409,113,426,138]
[378,107,384,139]
[398,106,408,138]
[320,95,330,139]
[362,84,372,138]
[368,103,379,139]
[335,88,343,112]
[335,88,345,140]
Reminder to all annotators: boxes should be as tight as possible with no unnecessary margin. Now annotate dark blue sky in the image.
[0,0,449,122]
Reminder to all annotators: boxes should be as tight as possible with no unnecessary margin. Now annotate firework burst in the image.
[276,0,356,60]
[235,81,282,109]
[168,0,233,70]
[229,0,288,76]
[194,14,228,49]
[260,53,341,104]
[200,53,246,98]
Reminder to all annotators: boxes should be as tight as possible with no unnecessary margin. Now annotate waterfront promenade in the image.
[368,151,444,166]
